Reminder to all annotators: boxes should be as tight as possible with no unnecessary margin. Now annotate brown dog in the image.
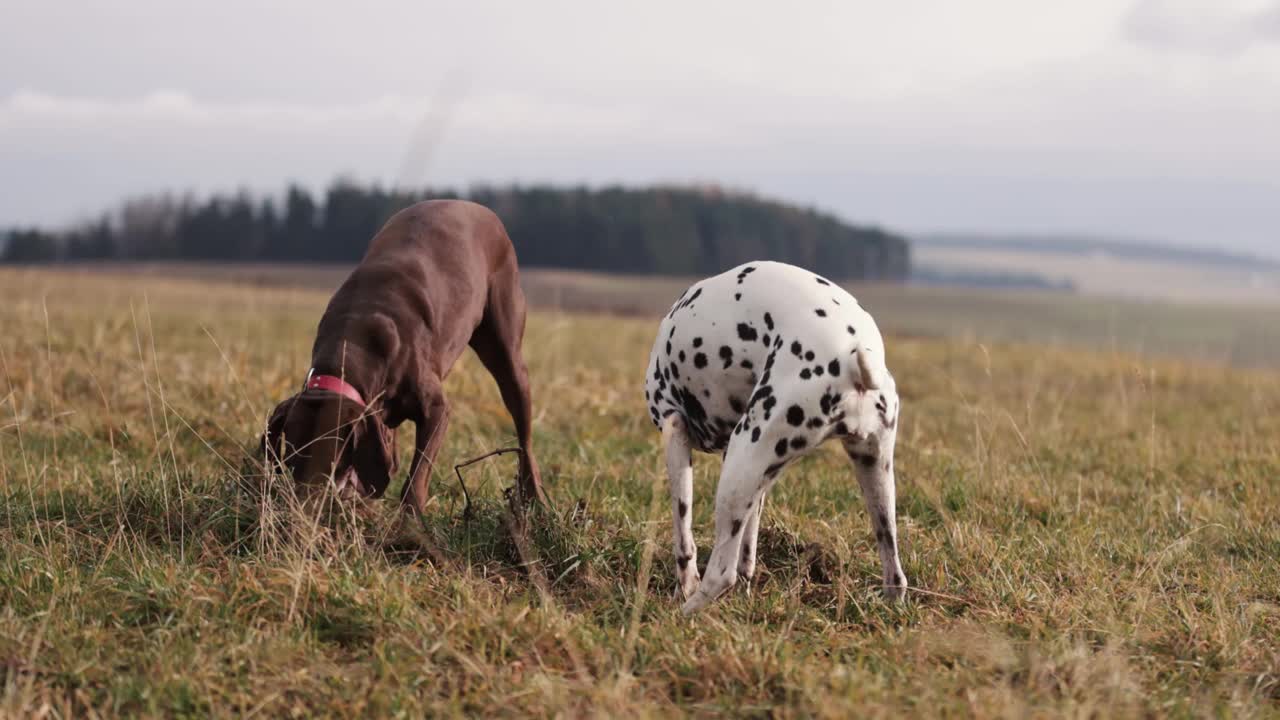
[260,199,545,512]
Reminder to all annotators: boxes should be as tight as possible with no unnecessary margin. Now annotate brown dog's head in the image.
[259,392,397,497]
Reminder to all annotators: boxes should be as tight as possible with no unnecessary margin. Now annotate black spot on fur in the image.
[678,350,686,362]
[834,421,849,435]
[735,293,742,301]
[751,427,761,442]
[786,405,805,426]
[805,350,815,361]
[790,436,808,450]
[774,439,788,457]
[856,453,877,468]
[676,386,708,425]
[763,312,775,330]
[731,519,742,537]
[729,396,745,414]
[815,276,831,286]
[666,341,672,356]
[719,345,734,368]
[677,555,690,569]
[671,364,680,379]
[669,287,703,316]
[693,353,708,369]
[678,501,688,518]
[814,365,824,377]
[828,359,839,376]
[807,417,824,429]
[750,385,773,405]
[761,333,771,347]
[799,369,812,380]
[764,461,785,478]
[847,325,857,335]
[791,341,803,357]
[737,323,758,342]
[815,309,827,317]
[692,337,703,348]
[762,396,777,417]
[740,359,754,370]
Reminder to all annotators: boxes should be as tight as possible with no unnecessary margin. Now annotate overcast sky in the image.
[2,0,1278,255]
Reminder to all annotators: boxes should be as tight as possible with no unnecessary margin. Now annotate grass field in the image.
[51,263,1280,368]
[2,266,1280,717]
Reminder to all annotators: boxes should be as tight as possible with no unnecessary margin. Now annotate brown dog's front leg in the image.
[401,396,450,515]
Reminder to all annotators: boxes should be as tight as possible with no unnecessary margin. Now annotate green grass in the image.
[2,267,1280,717]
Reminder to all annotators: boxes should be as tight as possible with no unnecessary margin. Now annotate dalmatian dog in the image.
[644,261,906,614]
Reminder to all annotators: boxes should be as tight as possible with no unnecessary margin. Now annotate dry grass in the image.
[50,263,1280,368]
[1,266,1279,717]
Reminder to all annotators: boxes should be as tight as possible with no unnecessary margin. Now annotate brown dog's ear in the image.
[352,413,396,498]
[258,396,298,474]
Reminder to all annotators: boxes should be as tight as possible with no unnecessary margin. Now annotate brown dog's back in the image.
[315,200,519,381]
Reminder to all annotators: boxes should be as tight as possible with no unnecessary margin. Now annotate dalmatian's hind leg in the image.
[663,414,700,600]
[846,445,907,600]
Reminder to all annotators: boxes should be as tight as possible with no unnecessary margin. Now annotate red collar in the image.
[304,370,366,406]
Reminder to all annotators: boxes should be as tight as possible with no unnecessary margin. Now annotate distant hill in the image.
[920,233,1280,271]
[1,181,911,282]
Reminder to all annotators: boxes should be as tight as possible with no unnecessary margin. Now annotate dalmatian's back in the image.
[645,261,886,453]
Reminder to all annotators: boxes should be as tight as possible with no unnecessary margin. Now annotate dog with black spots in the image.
[643,261,905,614]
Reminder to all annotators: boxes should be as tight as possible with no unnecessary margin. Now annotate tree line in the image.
[1,181,911,280]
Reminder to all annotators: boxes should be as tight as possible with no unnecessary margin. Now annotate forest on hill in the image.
[1,181,911,281]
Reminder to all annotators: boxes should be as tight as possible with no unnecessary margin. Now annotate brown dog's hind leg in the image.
[471,262,546,506]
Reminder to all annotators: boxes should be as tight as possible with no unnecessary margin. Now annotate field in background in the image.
[47,262,1280,368]
[2,267,1279,715]
[914,245,1280,308]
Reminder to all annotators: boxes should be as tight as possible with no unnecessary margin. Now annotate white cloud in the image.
[1124,0,1280,55]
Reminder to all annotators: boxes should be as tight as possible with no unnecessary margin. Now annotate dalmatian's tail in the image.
[854,344,886,391]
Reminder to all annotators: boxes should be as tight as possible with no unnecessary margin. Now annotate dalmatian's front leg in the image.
[736,492,766,585]
[682,429,784,614]
[662,414,700,599]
